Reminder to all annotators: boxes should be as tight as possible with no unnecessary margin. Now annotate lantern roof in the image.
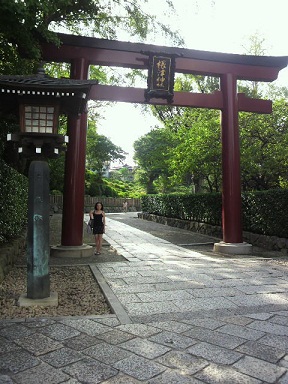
[0,66,98,116]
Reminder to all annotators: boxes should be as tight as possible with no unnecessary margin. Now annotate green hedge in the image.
[0,160,28,244]
[141,189,288,238]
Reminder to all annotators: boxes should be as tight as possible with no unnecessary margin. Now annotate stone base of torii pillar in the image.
[213,241,252,255]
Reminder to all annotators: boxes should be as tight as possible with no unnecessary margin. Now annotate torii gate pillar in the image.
[213,73,252,255]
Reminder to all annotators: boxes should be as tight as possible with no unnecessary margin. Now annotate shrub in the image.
[0,160,28,244]
[142,190,288,237]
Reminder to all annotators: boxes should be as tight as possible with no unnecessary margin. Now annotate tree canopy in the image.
[0,0,182,74]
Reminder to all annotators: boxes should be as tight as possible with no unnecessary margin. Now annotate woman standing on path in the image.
[90,202,105,255]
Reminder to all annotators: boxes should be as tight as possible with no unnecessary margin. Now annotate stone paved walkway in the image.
[1,213,288,383]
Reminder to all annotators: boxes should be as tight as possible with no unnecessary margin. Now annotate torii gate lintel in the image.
[41,34,288,255]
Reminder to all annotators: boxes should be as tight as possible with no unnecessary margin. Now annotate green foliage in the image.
[133,128,175,193]
[142,189,288,238]
[240,98,288,190]
[85,170,145,198]
[49,153,65,193]
[0,0,182,68]
[0,160,28,244]
[86,120,126,173]
[242,190,288,237]
[104,178,145,198]
[141,193,222,225]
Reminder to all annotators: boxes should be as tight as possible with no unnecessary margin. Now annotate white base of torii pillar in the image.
[213,241,252,255]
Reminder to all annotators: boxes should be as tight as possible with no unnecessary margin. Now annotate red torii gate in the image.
[42,33,288,255]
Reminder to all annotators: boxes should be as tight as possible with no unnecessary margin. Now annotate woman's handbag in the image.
[86,218,94,234]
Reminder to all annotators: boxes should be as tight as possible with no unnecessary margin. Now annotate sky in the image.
[97,0,288,165]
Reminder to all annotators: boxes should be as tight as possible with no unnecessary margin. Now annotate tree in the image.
[86,120,126,174]
[0,0,182,74]
[133,128,174,193]
[240,98,288,190]
[168,108,222,193]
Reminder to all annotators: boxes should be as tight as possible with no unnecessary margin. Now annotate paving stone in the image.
[228,293,288,307]
[236,340,285,363]
[279,371,288,383]
[120,337,171,359]
[94,317,121,327]
[149,320,192,333]
[279,354,288,369]
[0,324,34,340]
[188,342,242,364]
[24,318,56,328]
[101,373,142,383]
[0,375,13,384]
[155,281,205,290]
[183,326,246,349]
[12,362,69,384]
[175,297,237,312]
[172,299,203,311]
[117,293,142,304]
[103,271,141,278]
[14,333,62,356]
[0,350,40,374]
[83,342,132,364]
[113,355,165,381]
[219,315,254,326]
[187,287,240,298]
[122,276,172,284]
[233,355,286,383]
[116,323,161,337]
[148,330,196,349]
[155,350,208,375]
[217,323,265,340]
[39,323,81,341]
[248,320,288,336]
[258,334,288,350]
[63,357,118,383]
[269,315,288,326]
[62,333,102,351]
[195,362,262,384]
[182,318,226,330]
[40,347,83,368]
[112,283,158,294]
[96,329,135,344]
[137,290,194,302]
[0,337,22,353]
[237,284,287,294]
[275,311,288,318]
[124,301,180,316]
[59,318,112,336]
[245,312,274,321]
[148,369,202,383]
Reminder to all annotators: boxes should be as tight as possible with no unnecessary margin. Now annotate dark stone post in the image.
[27,160,50,299]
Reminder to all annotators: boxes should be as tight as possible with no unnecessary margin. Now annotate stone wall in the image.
[50,195,142,214]
[138,212,288,255]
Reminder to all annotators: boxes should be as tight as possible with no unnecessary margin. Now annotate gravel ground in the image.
[0,264,111,320]
[0,215,116,320]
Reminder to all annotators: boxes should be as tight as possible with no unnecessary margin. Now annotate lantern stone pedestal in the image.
[18,292,58,307]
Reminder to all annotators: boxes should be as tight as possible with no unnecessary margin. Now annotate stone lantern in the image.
[0,66,97,305]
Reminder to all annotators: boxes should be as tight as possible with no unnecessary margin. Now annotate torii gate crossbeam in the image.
[42,33,288,255]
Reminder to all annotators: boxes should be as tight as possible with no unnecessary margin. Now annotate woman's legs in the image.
[95,234,103,254]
